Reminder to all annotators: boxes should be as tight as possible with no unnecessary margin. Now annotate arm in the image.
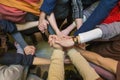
[78,22,120,43]
[0,20,36,55]
[61,22,76,36]
[98,22,120,39]
[67,48,101,80]
[0,53,50,65]
[54,21,120,47]
[71,0,83,29]
[48,49,64,80]
[38,11,49,33]
[47,13,61,36]
[0,20,27,48]
[77,49,118,74]
[74,0,118,35]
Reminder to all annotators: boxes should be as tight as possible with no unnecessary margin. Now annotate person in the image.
[49,21,120,80]
[48,41,103,80]
[74,0,119,35]
[38,0,83,36]
[0,40,50,80]
[0,20,36,55]
[0,0,42,54]
[0,41,50,66]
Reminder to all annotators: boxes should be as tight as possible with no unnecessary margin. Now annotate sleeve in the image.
[78,28,102,43]
[71,0,83,19]
[0,20,17,33]
[0,20,27,49]
[74,0,118,36]
[0,53,34,66]
[11,32,27,49]
[40,0,56,15]
[0,65,23,80]
[98,22,120,39]
[78,22,120,43]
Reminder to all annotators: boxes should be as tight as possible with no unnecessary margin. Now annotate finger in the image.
[46,20,49,25]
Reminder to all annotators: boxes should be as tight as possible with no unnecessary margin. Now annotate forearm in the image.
[48,49,64,80]
[65,22,76,32]
[47,13,60,34]
[32,57,50,65]
[75,18,83,29]
[71,0,83,29]
[12,32,27,49]
[0,53,34,65]
[67,49,100,80]
[74,0,118,35]
[39,11,46,21]
[77,22,120,43]
[77,28,102,43]
[78,49,118,73]
[98,22,120,39]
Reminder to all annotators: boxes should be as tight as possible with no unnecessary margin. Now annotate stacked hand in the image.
[38,12,49,33]
[48,35,75,48]
[48,35,63,49]
[24,45,36,55]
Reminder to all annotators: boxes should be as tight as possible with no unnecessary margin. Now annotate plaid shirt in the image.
[71,0,83,19]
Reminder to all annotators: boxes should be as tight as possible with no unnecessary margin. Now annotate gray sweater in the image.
[98,22,120,39]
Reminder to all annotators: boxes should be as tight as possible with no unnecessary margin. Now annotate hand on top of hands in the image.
[48,35,63,50]
[48,35,74,48]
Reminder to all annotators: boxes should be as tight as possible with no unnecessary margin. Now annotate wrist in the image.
[72,36,80,45]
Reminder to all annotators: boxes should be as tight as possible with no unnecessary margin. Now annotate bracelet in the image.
[72,36,78,45]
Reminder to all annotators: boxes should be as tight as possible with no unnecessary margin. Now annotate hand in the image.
[54,36,75,47]
[38,18,49,33]
[24,45,36,55]
[48,35,63,49]
[38,12,49,33]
